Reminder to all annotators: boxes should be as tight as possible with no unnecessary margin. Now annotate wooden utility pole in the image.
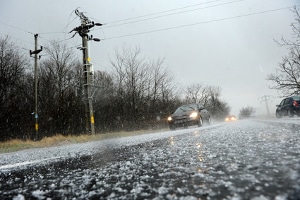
[30,34,42,140]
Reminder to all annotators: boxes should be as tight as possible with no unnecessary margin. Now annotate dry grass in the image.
[0,129,166,154]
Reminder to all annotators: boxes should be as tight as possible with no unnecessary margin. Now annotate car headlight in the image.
[190,112,198,118]
[167,116,172,121]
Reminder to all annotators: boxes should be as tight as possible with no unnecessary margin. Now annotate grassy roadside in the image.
[0,129,166,154]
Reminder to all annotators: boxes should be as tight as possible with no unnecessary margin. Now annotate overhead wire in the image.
[0,2,298,48]
[34,9,82,54]
[0,32,33,45]
[0,10,85,61]
[101,5,298,41]
[105,0,239,24]
[0,32,39,58]
[101,0,245,29]
[0,20,35,35]
[0,27,77,59]
[0,1,297,74]
[37,31,67,35]
[62,9,80,33]
[0,20,46,51]
[0,9,78,51]
[0,19,64,39]
[0,33,37,58]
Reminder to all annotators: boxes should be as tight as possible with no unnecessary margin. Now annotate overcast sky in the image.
[0,0,299,116]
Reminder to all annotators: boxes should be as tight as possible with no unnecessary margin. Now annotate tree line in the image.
[0,37,230,141]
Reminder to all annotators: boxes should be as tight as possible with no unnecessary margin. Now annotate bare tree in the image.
[109,46,150,129]
[92,70,117,132]
[39,40,83,136]
[239,106,255,119]
[184,83,230,119]
[0,36,30,141]
[109,45,177,130]
[184,83,210,105]
[93,70,114,104]
[267,7,300,96]
[146,58,177,128]
[205,86,230,119]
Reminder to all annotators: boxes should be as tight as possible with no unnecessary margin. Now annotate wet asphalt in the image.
[1,119,300,200]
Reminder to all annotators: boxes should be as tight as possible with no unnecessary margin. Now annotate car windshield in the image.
[293,96,300,101]
[1,1,300,199]
[174,105,197,113]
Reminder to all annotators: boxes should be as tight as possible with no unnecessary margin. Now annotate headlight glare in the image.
[167,116,172,121]
[190,112,198,118]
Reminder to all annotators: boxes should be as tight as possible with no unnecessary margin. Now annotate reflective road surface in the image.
[1,119,300,199]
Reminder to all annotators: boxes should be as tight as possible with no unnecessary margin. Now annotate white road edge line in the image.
[0,156,61,170]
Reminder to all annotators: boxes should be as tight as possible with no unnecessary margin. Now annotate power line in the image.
[56,36,76,43]
[38,31,67,35]
[0,18,68,36]
[105,0,239,25]
[62,8,80,33]
[0,22,55,51]
[0,23,81,56]
[0,19,69,44]
[0,23,74,53]
[102,0,245,29]
[0,2,297,48]
[21,47,31,52]
[102,5,297,40]
[0,32,33,45]
[0,20,34,35]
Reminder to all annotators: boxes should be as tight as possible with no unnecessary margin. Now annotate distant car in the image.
[276,96,300,118]
[167,103,210,130]
[225,115,237,122]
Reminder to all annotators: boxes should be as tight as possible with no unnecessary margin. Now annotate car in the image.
[276,96,300,118]
[225,115,237,122]
[167,103,210,130]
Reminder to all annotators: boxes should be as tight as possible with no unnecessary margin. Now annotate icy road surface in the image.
[1,119,300,199]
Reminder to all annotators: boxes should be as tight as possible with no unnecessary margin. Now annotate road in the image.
[1,119,300,199]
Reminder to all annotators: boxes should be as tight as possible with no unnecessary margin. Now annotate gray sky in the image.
[0,0,298,116]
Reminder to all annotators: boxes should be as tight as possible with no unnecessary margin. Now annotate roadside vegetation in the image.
[0,38,230,142]
[0,129,166,153]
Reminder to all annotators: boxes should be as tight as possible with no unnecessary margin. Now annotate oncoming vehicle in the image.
[225,115,237,122]
[167,103,210,130]
[276,96,300,118]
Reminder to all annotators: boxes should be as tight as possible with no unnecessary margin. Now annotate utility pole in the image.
[258,95,273,116]
[30,34,42,140]
[70,9,102,135]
